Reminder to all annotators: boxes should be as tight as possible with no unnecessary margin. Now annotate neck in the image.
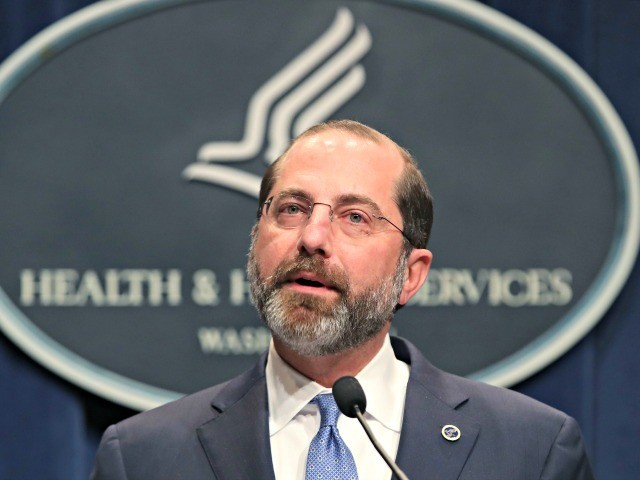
[273,326,390,387]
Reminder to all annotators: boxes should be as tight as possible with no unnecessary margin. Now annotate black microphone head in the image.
[332,376,367,418]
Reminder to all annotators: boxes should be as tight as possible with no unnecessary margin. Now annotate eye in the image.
[275,197,309,217]
[283,204,303,215]
[348,212,364,224]
[342,209,372,226]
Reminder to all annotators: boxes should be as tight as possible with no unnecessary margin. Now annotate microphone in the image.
[332,376,410,480]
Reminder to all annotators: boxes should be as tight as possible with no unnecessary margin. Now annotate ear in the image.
[398,248,432,306]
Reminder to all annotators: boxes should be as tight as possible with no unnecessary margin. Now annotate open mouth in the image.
[284,272,337,293]
[294,278,326,288]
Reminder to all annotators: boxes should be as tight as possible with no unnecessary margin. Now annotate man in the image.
[91,120,594,479]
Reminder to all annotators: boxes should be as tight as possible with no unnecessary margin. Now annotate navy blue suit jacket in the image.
[91,337,594,479]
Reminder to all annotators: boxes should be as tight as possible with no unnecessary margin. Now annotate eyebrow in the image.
[277,187,311,199]
[275,188,383,215]
[334,194,383,215]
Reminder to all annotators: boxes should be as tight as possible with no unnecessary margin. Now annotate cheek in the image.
[347,240,405,286]
[340,247,395,285]
[253,229,297,274]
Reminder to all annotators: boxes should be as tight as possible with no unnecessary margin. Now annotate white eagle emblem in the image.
[182,8,372,197]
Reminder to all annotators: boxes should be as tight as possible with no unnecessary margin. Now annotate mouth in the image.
[295,277,326,288]
[284,272,338,294]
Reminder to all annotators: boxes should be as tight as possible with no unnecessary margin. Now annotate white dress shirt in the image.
[266,335,410,480]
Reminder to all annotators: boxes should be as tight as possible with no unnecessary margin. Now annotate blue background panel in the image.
[1,1,639,478]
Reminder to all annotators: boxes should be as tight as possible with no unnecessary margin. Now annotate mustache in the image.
[267,255,350,294]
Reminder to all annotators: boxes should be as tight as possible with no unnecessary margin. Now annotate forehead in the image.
[273,130,404,207]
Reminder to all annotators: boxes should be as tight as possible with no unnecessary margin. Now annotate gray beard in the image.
[247,237,407,356]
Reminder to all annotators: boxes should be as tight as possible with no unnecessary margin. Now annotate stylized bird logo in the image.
[182,8,372,198]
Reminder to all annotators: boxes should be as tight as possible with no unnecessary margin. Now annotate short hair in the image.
[257,120,433,249]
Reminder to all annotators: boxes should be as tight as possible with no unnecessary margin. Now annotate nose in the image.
[296,203,334,257]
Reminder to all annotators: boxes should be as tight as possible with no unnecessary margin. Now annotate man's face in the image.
[248,129,409,356]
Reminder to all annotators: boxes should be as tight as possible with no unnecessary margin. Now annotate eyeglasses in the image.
[258,194,414,246]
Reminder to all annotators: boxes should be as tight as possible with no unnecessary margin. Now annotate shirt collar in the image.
[266,335,409,435]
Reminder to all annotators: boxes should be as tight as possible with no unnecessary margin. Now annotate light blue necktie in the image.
[305,393,359,480]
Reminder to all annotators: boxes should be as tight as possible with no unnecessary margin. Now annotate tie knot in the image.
[314,394,341,427]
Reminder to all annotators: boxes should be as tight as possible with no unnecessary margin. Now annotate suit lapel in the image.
[396,376,480,479]
[392,338,480,480]
[196,357,276,480]
[195,338,479,480]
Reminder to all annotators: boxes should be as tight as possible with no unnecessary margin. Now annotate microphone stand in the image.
[353,405,410,480]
